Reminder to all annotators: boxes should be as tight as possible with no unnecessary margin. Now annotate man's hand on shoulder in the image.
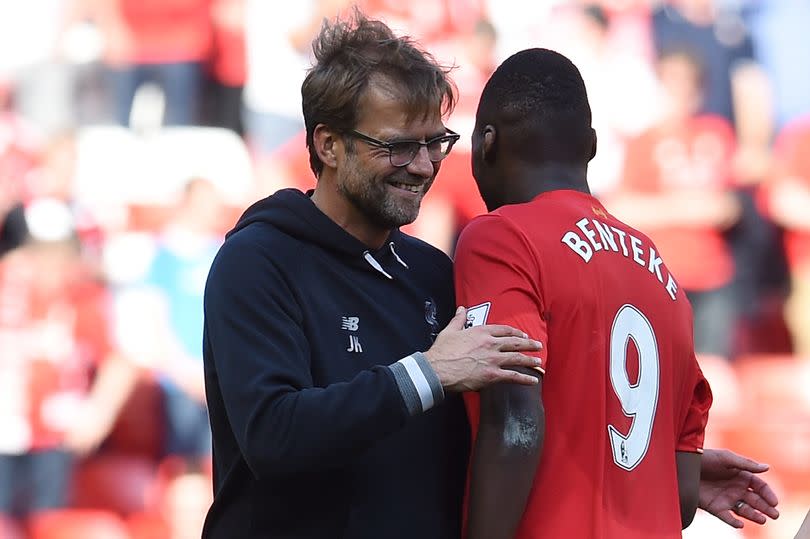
[424,306,543,392]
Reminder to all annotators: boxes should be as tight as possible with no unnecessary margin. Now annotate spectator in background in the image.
[766,118,810,358]
[737,1,810,330]
[241,0,340,197]
[0,193,28,258]
[0,87,34,257]
[744,0,810,131]
[242,0,319,157]
[404,17,497,255]
[560,3,659,196]
[116,177,225,463]
[203,0,246,135]
[652,0,753,127]
[0,0,79,136]
[652,0,776,334]
[26,131,106,271]
[86,0,213,126]
[362,0,488,43]
[608,49,740,363]
[0,199,137,517]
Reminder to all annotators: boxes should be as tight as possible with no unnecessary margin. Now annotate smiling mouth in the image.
[389,182,422,193]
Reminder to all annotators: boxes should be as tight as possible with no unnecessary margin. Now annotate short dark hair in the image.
[477,48,593,163]
[302,9,456,177]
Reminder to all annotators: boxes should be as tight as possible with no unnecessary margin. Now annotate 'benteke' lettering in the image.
[561,218,678,301]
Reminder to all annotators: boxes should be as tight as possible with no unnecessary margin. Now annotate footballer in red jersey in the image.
[456,48,712,539]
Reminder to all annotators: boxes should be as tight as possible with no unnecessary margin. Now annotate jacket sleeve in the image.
[203,234,442,478]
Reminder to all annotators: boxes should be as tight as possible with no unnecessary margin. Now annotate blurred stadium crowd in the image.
[0,0,808,537]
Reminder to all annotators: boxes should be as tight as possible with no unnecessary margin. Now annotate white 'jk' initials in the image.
[347,334,363,353]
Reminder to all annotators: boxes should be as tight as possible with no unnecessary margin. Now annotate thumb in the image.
[736,458,769,474]
[446,306,467,330]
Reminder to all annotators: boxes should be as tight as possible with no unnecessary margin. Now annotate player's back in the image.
[464,190,711,539]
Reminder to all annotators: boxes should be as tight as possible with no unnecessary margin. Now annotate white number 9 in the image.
[608,304,660,471]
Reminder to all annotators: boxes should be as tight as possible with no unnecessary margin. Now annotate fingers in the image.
[749,474,780,509]
[489,366,540,386]
[744,486,780,520]
[736,502,767,525]
[495,336,543,352]
[733,497,772,525]
[485,324,530,338]
[499,352,543,371]
[445,306,468,330]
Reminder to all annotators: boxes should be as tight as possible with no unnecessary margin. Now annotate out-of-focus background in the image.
[0,0,808,537]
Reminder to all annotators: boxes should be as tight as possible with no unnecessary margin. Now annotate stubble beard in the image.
[338,159,432,229]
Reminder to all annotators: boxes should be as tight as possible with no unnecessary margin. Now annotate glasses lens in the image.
[426,137,450,162]
[389,142,420,167]
[387,135,458,166]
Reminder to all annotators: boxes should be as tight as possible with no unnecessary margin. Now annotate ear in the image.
[313,124,341,170]
[482,124,497,163]
[588,128,597,162]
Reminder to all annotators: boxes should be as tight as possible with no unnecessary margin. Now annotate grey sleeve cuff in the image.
[388,352,445,416]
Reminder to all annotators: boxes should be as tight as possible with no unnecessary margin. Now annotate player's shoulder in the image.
[457,211,521,249]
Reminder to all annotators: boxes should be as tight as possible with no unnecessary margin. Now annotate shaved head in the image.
[476,48,594,164]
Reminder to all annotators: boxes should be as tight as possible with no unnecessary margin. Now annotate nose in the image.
[406,146,435,179]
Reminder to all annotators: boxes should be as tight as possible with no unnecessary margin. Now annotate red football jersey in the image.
[455,189,712,539]
[620,115,737,291]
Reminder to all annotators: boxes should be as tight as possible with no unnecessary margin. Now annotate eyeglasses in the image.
[346,129,461,167]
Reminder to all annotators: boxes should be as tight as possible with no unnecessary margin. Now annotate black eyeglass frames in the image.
[346,129,461,167]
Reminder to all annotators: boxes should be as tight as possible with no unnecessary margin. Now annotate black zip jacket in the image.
[202,188,470,538]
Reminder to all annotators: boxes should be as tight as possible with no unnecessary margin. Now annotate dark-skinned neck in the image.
[493,161,590,209]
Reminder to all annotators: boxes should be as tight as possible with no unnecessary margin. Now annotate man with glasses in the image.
[200,10,543,539]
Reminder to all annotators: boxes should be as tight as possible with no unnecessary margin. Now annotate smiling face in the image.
[336,81,446,230]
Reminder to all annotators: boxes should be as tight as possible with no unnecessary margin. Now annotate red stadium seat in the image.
[69,453,159,516]
[106,374,165,460]
[126,511,170,539]
[27,509,130,539]
[732,295,793,356]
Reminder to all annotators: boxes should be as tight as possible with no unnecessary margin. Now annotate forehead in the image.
[355,81,445,139]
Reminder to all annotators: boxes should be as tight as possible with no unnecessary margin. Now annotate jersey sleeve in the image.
[676,358,713,453]
[454,214,547,372]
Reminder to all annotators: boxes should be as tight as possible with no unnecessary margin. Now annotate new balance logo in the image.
[347,334,363,353]
[341,316,359,331]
